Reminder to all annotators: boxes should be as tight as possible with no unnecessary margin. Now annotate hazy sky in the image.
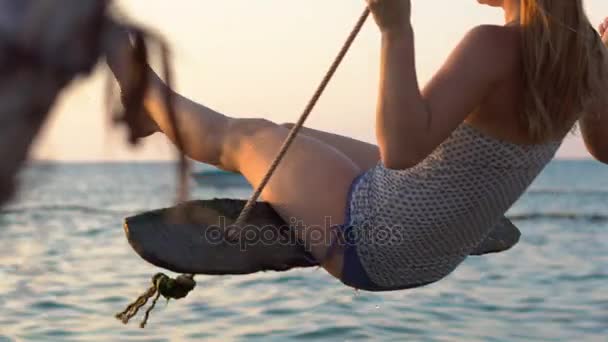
[33,0,608,161]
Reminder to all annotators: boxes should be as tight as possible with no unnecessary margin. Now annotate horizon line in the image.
[30,156,596,164]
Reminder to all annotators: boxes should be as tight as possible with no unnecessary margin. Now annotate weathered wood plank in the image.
[124,199,320,275]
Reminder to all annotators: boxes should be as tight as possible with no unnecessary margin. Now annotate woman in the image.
[107,0,608,291]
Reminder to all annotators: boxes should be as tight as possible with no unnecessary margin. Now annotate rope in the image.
[229,8,371,236]
[118,7,370,328]
[116,273,196,328]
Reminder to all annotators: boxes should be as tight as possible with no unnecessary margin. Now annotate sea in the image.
[0,160,606,341]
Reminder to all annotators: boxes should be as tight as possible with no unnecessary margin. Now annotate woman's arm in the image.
[368,1,516,169]
[580,18,608,164]
[580,115,608,164]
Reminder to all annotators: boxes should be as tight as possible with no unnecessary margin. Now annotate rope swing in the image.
[117,8,371,328]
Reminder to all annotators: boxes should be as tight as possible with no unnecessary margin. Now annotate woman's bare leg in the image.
[151,109,361,278]
[221,119,361,278]
[281,124,380,170]
[107,37,361,279]
[106,30,372,281]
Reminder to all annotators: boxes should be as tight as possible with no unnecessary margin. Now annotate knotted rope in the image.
[118,8,370,328]
[116,273,196,328]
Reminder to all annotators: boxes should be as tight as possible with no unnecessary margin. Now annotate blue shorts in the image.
[336,173,387,291]
[336,173,436,292]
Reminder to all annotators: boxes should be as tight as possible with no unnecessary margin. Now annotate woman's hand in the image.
[600,17,608,46]
[366,0,412,33]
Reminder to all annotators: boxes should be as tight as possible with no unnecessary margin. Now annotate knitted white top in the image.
[348,122,562,289]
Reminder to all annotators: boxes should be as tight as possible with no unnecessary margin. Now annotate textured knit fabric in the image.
[346,122,562,289]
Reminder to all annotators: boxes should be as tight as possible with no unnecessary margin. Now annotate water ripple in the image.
[1,162,606,341]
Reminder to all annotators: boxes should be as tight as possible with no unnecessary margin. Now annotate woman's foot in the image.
[120,92,160,139]
[105,25,159,140]
[129,109,160,139]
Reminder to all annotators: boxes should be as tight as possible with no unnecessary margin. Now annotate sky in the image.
[33,0,608,161]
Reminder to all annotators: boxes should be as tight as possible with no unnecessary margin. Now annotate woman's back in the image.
[456,25,583,145]
[457,25,535,146]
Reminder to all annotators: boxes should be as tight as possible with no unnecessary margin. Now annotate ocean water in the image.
[0,160,606,341]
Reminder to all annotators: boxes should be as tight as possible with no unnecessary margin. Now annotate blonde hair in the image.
[520,0,608,142]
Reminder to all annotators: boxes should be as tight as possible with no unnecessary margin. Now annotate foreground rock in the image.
[0,0,173,206]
